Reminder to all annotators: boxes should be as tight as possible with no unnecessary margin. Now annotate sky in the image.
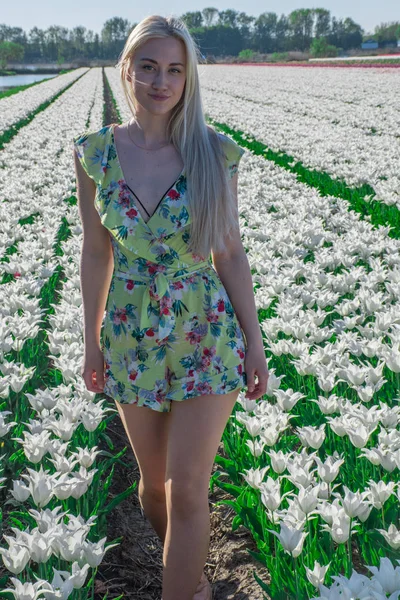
[2,0,398,35]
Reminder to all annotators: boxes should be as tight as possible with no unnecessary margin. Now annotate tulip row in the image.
[220,141,400,597]
[0,68,89,144]
[207,117,400,241]
[0,68,135,599]
[198,65,400,212]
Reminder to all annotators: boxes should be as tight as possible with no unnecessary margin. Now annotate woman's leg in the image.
[162,388,241,600]
[114,399,171,544]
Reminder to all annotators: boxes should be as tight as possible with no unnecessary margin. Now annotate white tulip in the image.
[240,465,270,489]
[246,438,266,457]
[376,524,400,550]
[332,486,372,521]
[296,424,326,449]
[0,540,30,574]
[346,422,374,448]
[11,479,31,502]
[273,388,305,411]
[367,480,396,509]
[0,578,50,598]
[320,509,358,543]
[292,484,320,515]
[0,411,16,437]
[268,449,290,474]
[266,522,308,558]
[260,425,281,446]
[314,454,344,484]
[260,476,288,510]
[366,556,400,595]
[265,368,285,397]
[20,465,57,508]
[305,560,331,589]
[82,536,119,568]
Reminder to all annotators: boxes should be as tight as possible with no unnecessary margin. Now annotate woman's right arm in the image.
[73,147,114,393]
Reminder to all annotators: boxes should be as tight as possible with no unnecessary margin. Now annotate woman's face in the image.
[128,36,187,116]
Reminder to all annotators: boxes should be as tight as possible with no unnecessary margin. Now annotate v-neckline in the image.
[110,123,185,228]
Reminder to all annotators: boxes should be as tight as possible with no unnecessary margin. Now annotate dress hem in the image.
[102,365,246,413]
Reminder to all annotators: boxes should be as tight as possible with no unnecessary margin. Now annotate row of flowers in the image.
[0,68,135,599]
[224,141,400,598]
[0,68,89,137]
[198,65,400,211]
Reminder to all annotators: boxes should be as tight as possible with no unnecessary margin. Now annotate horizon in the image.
[2,0,399,36]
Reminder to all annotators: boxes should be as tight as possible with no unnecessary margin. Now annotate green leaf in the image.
[231,514,243,531]
[96,482,138,516]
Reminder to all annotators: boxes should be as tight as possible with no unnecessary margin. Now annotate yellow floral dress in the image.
[73,123,247,412]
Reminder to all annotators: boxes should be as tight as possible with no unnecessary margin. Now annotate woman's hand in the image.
[244,343,269,400]
[81,345,105,393]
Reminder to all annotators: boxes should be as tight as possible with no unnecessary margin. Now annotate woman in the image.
[73,14,269,600]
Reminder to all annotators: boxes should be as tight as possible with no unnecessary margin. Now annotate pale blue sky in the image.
[3,0,398,35]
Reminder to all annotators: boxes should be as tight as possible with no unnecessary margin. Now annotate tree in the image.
[375,21,400,42]
[288,8,314,51]
[0,25,27,45]
[181,11,203,28]
[202,8,219,27]
[310,37,338,57]
[0,40,24,69]
[313,8,331,38]
[236,12,256,48]
[45,26,69,62]
[101,17,132,60]
[218,10,240,28]
[28,27,46,61]
[254,12,278,53]
[191,24,242,56]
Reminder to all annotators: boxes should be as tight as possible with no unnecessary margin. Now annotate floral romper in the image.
[73,123,247,413]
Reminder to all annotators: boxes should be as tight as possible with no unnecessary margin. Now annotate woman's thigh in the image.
[165,389,241,500]
[114,399,172,493]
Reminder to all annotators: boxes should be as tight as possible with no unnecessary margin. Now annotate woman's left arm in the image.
[212,172,269,401]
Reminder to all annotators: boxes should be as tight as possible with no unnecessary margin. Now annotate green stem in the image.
[292,555,299,598]
[347,523,353,578]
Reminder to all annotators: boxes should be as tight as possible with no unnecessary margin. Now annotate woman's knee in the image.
[139,477,166,503]
[165,477,209,514]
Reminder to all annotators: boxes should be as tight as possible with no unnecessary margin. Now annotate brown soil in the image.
[94,411,270,600]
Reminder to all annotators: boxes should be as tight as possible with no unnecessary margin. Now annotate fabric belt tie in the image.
[113,261,212,341]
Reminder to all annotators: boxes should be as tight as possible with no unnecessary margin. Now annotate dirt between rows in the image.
[94,409,270,600]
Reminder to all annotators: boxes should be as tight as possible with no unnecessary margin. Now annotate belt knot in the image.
[113,261,211,341]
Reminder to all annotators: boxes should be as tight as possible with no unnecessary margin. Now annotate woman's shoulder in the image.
[73,124,111,148]
[72,125,112,184]
[213,131,245,178]
[215,131,245,161]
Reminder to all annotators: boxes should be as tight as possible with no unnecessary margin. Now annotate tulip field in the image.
[0,64,399,600]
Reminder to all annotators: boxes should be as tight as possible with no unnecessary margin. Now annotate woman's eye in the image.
[142,65,181,73]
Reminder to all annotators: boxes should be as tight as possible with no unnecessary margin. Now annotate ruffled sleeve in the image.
[217,132,245,179]
[72,128,109,186]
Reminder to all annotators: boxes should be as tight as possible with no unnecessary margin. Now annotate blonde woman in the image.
[73,14,269,600]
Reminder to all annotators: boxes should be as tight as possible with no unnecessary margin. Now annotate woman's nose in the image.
[153,70,168,87]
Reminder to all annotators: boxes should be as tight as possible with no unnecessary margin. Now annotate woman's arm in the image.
[211,172,269,399]
[74,146,115,394]
[74,147,114,349]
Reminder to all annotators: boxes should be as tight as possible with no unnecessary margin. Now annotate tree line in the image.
[0,8,399,66]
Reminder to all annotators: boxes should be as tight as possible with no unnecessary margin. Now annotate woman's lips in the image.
[150,94,169,100]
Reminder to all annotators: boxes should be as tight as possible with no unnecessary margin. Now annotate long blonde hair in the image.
[115,14,239,258]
